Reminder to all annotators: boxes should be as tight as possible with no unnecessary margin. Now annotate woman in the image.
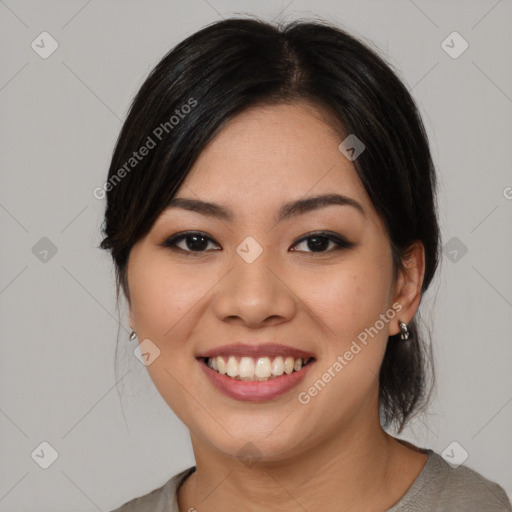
[101,17,512,512]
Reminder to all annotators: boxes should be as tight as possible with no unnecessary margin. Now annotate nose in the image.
[211,251,297,328]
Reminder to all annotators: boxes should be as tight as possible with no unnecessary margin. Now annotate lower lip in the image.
[198,358,315,402]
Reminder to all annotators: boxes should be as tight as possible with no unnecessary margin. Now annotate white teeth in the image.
[226,356,238,378]
[271,356,284,376]
[206,355,312,381]
[239,357,255,379]
[217,356,227,374]
[255,357,272,378]
[284,357,294,374]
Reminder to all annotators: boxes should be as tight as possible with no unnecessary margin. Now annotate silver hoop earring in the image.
[399,321,410,341]
[129,331,137,341]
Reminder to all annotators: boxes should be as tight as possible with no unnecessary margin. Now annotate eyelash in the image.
[160,230,354,256]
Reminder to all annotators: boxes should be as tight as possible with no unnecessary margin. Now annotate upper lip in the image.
[197,343,316,360]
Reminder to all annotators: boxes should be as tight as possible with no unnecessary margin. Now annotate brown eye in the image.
[291,232,354,253]
[162,232,221,253]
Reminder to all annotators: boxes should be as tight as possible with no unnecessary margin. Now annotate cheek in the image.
[303,258,393,344]
[129,256,209,339]
[127,256,213,423]
[294,262,393,426]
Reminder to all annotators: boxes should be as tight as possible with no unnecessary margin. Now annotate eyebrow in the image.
[165,193,365,223]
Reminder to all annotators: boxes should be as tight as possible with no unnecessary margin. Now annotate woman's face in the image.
[127,102,404,462]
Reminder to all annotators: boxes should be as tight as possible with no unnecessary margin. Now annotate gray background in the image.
[1,0,511,510]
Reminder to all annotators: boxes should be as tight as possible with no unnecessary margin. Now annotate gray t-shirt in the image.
[111,450,512,511]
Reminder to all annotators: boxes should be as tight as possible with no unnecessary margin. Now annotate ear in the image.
[389,241,425,336]
[129,307,135,333]
[122,274,135,332]
[126,287,136,333]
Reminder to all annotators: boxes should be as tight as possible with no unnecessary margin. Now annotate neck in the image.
[178,408,421,512]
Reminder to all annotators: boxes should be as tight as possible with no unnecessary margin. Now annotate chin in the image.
[197,421,312,466]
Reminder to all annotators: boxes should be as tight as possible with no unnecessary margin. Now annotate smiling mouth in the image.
[201,355,314,382]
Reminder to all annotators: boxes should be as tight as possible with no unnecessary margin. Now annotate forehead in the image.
[175,102,374,221]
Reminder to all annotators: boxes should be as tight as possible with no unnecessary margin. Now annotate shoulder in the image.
[431,452,511,510]
[109,467,196,512]
[442,465,511,510]
[391,450,512,511]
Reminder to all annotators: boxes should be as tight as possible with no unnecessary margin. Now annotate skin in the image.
[127,102,428,512]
